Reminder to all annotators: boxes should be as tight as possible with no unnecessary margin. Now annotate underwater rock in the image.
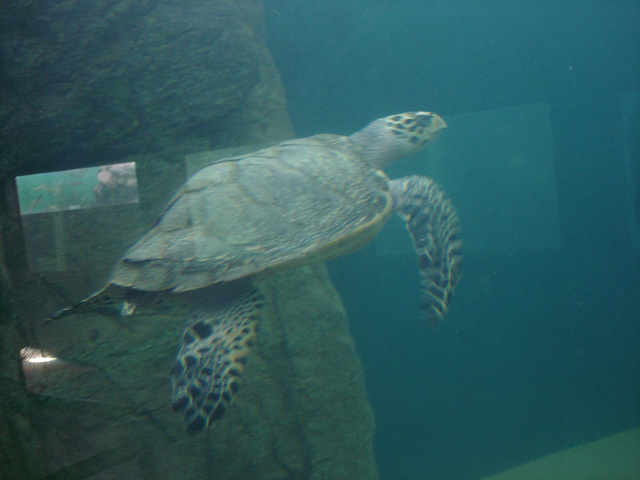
[19,142,380,478]
[31,264,378,479]
[0,278,46,480]
[209,264,379,478]
[0,0,293,175]
[3,2,378,476]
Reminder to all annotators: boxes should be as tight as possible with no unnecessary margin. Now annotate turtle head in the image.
[350,111,447,168]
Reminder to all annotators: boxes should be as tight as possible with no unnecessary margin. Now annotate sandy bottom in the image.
[480,427,640,480]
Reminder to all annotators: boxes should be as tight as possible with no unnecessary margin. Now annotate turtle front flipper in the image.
[170,288,263,433]
[390,176,462,327]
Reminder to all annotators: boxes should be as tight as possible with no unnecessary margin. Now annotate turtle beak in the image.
[416,112,447,137]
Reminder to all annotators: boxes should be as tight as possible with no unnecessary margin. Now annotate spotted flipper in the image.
[390,176,462,327]
[170,288,263,433]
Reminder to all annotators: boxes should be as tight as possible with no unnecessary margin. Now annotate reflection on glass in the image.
[16,162,139,215]
[20,347,58,364]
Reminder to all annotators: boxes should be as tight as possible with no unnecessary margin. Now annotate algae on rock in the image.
[0,0,293,176]
[2,1,379,477]
[31,264,378,479]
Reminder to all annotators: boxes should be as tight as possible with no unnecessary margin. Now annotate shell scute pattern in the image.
[110,134,393,293]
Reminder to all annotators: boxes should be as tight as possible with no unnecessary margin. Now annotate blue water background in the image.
[265,1,640,479]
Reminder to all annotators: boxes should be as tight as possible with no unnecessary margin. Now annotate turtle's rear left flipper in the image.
[170,288,263,433]
[49,286,128,321]
[391,176,462,327]
[49,286,168,321]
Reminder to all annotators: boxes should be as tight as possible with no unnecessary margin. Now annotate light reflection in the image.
[20,346,58,364]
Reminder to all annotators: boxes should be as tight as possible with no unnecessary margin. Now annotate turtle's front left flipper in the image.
[170,288,264,433]
[391,176,462,327]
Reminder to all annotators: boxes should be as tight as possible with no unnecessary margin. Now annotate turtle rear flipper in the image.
[170,288,263,433]
[50,286,128,321]
[391,176,462,327]
[50,286,170,321]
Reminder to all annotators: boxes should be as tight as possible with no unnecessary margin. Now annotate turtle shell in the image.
[111,134,393,293]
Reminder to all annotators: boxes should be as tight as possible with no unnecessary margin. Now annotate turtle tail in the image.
[391,176,462,327]
[170,288,263,433]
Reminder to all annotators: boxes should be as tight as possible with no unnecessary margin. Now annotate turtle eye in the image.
[415,114,433,128]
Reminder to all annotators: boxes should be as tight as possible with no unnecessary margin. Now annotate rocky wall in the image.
[0,0,293,176]
[30,265,378,479]
[0,1,379,478]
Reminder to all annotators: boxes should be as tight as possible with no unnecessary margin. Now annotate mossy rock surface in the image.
[0,0,293,175]
[30,264,378,479]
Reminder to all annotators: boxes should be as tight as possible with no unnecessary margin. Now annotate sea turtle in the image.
[52,111,462,433]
